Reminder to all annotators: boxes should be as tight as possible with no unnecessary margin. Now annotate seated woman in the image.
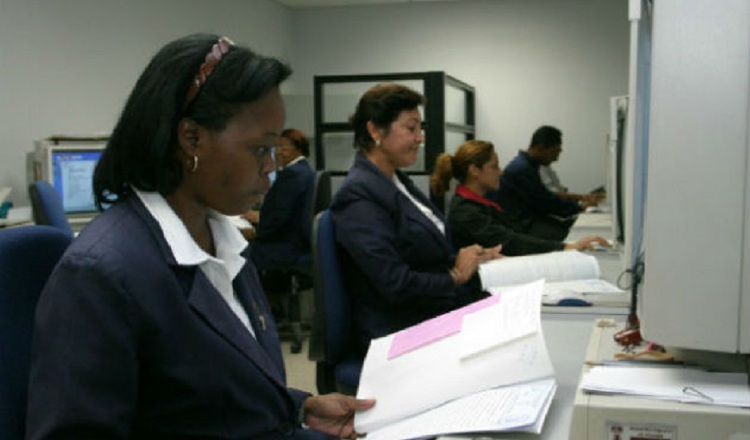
[330,84,501,358]
[249,128,315,270]
[247,128,315,353]
[431,139,609,255]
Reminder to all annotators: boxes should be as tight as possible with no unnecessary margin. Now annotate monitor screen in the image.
[50,148,103,214]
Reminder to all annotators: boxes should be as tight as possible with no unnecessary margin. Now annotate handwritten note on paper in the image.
[459,283,541,360]
[388,295,500,359]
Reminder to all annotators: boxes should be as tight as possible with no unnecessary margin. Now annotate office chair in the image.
[311,170,332,223]
[0,225,73,440]
[308,210,362,395]
[28,180,74,237]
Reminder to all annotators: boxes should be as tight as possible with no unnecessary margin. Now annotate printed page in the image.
[581,366,750,407]
[354,280,554,433]
[363,379,557,440]
[478,251,599,290]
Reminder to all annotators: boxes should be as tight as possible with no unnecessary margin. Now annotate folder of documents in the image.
[354,280,556,439]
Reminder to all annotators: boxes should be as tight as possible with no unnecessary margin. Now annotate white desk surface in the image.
[439,312,627,440]
[0,206,33,228]
[572,212,613,230]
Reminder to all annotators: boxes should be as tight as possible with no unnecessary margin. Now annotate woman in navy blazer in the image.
[330,84,501,357]
[26,34,373,440]
[250,128,315,270]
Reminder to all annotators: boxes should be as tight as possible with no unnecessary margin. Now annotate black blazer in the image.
[27,194,328,440]
[448,193,564,256]
[251,158,316,270]
[330,153,483,356]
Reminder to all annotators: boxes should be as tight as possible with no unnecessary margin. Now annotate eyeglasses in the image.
[182,37,234,111]
[252,145,276,160]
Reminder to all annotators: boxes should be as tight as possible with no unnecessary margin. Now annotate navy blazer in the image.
[251,158,315,270]
[330,153,483,357]
[489,150,581,232]
[27,195,328,440]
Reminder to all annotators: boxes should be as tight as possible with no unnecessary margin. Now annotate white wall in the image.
[0,0,628,207]
[287,0,629,194]
[0,0,292,206]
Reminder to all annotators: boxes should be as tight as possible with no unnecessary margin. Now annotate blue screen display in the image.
[51,149,103,213]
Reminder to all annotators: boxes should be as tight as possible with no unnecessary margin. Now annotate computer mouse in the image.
[556,297,592,307]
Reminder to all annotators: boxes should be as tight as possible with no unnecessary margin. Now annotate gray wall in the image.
[287,0,629,194]
[0,0,292,206]
[0,0,628,207]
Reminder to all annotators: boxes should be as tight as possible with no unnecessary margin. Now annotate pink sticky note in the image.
[387,295,500,359]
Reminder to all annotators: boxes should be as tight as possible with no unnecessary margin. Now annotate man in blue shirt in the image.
[488,126,597,241]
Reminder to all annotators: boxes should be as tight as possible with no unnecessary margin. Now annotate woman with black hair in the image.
[27,34,373,440]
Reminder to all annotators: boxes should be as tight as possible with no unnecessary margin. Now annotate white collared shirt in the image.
[392,174,445,235]
[279,155,305,170]
[135,189,255,338]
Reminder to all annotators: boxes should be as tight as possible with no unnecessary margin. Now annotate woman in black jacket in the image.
[431,140,608,256]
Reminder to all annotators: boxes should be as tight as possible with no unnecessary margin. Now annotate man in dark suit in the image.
[488,125,597,241]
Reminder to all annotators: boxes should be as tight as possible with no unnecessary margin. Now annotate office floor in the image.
[281,338,317,393]
[280,287,318,393]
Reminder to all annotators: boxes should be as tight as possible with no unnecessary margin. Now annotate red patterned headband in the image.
[181,37,234,111]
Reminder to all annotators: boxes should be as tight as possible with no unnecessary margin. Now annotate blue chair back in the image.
[310,210,362,394]
[0,225,72,440]
[28,181,74,237]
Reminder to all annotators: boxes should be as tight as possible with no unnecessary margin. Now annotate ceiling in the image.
[273,0,463,9]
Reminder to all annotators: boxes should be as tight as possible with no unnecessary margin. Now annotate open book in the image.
[354,280,556,440]
[479,251,623,306]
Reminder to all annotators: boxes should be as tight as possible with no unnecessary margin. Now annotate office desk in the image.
[0,206,33,228]
[439,312,627,440]
[565,212,625,287]
[568,212,614,236]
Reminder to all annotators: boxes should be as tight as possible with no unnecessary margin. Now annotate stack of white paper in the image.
[581,366,750,408]
[354,280,556,439]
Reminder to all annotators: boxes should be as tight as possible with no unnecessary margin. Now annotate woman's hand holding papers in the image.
[452,244,503,285]
[302,394,376,439]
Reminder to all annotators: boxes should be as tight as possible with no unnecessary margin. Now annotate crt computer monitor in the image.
[44,146,104,215]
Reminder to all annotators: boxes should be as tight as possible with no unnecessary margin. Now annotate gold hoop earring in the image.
[188,155,199,173]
